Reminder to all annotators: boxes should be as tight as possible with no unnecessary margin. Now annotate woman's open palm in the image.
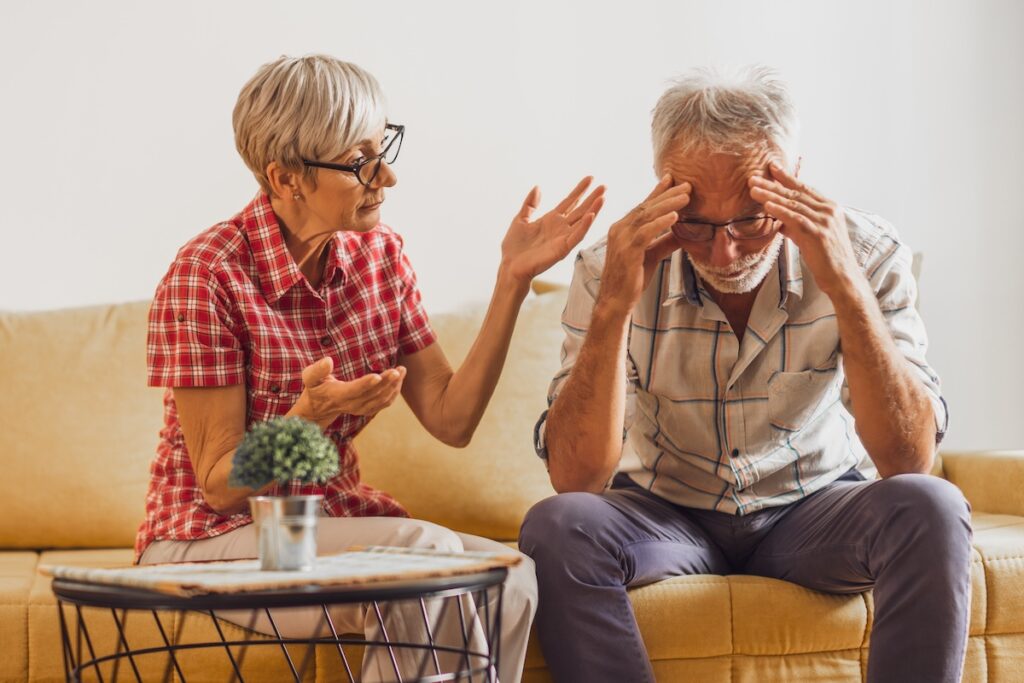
[501,177,605,282]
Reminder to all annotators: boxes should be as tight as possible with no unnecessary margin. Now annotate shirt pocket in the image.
[247,368,304,422]
[363,347,399,375]
[767,368,838,432]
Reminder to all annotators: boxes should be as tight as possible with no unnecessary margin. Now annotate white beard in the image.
[688,233,784,294]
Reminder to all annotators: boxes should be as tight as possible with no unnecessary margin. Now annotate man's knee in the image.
[876,474,972,544]
[519,492,612,561]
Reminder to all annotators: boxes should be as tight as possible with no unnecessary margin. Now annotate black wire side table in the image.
[52,568,507,683]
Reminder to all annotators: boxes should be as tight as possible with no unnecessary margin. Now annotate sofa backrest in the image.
[0,290,565,549]
[0,301,164,548]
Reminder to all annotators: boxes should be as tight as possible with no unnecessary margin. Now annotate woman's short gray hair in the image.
[233,54,387,193]
[651,65,799,166]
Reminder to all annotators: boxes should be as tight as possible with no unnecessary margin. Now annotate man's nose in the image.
[708,228,741,268]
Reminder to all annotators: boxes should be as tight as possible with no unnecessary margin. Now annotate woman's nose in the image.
[374,160,397,189]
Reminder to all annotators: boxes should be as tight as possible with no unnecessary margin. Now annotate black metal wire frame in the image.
[53,571,505,683]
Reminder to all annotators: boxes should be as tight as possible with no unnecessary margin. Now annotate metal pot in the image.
[249,495,323,571]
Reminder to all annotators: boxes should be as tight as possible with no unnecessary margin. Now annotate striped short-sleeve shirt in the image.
[135,193,436,560]
[535,207,947,515]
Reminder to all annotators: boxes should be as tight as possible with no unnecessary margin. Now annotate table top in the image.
[51,568,508,610]
[45,546,516,609]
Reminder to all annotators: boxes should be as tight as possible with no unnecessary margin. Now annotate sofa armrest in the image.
[941,450,1024,516]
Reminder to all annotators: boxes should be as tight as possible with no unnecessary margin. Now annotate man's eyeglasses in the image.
[671,214,779,242]
[302,123,405,187]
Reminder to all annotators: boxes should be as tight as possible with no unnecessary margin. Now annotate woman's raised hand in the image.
[292,357,406,429]
[500,177,605,284]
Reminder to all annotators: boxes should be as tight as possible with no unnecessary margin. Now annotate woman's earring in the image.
[292,193,302,201]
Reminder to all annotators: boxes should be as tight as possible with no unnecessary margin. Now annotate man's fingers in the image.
[766,162,828,203]
[749,175,829,213]
[643,174,674,202]
[634,211,679,245]
[644,231,684,266]
[517,186,541,221]
[750,184,822,224]
[554,176,594,214]
[641,185,691,218]
[763,200,817,236]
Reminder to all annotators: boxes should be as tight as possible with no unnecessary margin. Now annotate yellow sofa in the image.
[2,289,1023,682]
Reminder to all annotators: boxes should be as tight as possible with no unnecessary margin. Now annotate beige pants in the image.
[142,517,537,682]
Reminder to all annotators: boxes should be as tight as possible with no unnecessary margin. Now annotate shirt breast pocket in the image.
[767,368,838,432]
[248,369,303,422]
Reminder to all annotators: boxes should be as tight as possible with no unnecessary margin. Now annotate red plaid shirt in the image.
[135,193,436,561]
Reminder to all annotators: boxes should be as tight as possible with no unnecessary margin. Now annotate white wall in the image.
[2,0,1021,451]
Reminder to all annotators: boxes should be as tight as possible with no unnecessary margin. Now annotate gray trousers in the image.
[519,470,973,683]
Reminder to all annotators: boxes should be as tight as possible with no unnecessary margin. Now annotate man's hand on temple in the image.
[748,161,867,302]
[596,175,691,316]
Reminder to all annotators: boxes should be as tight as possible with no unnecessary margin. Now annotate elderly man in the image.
[519,66,970,683]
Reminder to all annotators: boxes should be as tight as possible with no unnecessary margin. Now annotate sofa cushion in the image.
[0,552,37,681]
[0,302,164,549]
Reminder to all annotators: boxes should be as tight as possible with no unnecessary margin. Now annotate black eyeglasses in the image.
[671,214,779,242]
[302,123,404,187]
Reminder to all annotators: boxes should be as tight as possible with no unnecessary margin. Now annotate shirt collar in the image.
[777,236,803,307]
[662,236,803,309]
[241,193,363,304]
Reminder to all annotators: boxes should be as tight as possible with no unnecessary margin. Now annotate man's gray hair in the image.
[651,65,799,165]
[233,54,387,193]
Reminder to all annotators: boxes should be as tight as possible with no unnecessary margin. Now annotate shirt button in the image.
[176,313,185,322]
[270,384,281,394]
[731,448,740,457]
[320,336,332,346]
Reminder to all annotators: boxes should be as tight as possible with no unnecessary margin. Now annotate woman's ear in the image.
[265,161,303,200]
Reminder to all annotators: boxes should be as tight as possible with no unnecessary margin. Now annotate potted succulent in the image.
[229,416,340,571]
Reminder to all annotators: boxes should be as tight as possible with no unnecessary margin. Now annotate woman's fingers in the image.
[563,211,598,255]
[517,186,542,221]
[553,176,594,214]
[564,185,605,224]
[301,356,336,388]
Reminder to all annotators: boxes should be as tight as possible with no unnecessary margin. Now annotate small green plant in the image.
[229,416,340,489]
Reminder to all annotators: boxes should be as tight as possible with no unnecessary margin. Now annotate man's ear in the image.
[265,161,302,200]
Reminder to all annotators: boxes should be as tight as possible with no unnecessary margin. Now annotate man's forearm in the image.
[546,301,632,492]
[833,275,937,477]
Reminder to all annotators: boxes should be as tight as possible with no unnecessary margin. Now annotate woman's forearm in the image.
[201,451,272,515]
[430,265,531,446]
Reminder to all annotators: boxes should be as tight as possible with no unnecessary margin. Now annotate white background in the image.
[1,0,1021,451]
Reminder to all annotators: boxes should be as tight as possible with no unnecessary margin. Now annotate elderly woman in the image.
[135,54,604,682]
